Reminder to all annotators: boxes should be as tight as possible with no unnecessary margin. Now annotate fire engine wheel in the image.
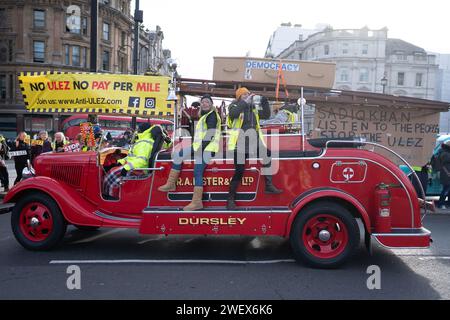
[11,193,67,251]
[290,201,360,269]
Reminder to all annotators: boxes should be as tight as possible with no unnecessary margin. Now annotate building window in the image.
[81,17,88,36]
[359,68,369,82]
[8,40,13,61]
[340,69,349,82]
[64,45,70,65]
[9,74,13,100]
[72,46,80,66]
[0,9,7,28]
[33,41,45,63]
[0,75,6,99]
[102,51,110,71]
[416,73,423,87]
[103,22,110,41]
[397,72,405,86]
[33,9,45,28]
[362,44,369,55]
[119,55,126,73]
[397,54,407,61]
[121,31,126,47]
[82,47,87,68]
[324,45,329,55]
[342,43,349,54]
[298,53,302,60]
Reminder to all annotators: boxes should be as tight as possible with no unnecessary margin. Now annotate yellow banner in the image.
[18,72,173,116]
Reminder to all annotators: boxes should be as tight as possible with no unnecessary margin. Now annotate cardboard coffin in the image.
[213,57,336,89]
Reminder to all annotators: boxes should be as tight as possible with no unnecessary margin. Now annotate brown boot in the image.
[158,169,180,192]
[183,186,203,211]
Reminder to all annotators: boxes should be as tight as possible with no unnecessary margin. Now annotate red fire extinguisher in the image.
[374,183,392,233]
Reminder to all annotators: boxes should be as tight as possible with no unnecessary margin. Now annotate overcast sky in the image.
[134,0,450,79]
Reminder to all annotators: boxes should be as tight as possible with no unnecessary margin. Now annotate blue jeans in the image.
[172,147,214,187]
[438,184,450,207]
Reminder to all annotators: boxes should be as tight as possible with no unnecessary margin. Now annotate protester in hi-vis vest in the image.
[103,123,171,199]
[226,87,283,210]
[158,94,221,211]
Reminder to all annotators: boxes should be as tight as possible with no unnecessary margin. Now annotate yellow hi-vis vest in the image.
[118,125,155,171]
[226,108,266,151]
[283,109,296,123]
[192,109,222,153]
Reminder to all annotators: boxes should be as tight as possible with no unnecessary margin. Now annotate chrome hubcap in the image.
[318,229,331,242]
[30,217,40,228]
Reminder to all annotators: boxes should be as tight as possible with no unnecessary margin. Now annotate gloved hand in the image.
[120,168,128,176]
[244,93,254,105]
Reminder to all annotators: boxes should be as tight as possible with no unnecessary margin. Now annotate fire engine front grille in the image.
[50,165,83,187]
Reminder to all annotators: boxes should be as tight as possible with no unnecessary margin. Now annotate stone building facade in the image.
[0,0,171,138]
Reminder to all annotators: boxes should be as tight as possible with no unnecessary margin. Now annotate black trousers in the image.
[0,165,9,188]
[14,162,26,185]
[230,145,272,184]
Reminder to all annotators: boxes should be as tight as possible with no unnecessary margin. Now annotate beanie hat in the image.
[201,94,213,104]
[236,87,250,100]
[138,122,151,133]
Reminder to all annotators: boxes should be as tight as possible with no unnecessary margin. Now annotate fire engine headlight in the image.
[380,208,390,217]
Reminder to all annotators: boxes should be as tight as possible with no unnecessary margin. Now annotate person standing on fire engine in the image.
[103,123,171,199]
[158,94,221,211]
[13,131,30,185]
[226,87,282,210]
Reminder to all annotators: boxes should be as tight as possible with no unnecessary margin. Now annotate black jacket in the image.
[31,140,53,163]
[228,96,270,131]
[13,140,30,165]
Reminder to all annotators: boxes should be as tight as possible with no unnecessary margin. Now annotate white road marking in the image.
[49,259,297,265]
[0,236,11,242]
[71,229,123,244]
[418,256,450,260]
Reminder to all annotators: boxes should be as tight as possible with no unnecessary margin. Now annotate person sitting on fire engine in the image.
[103,123,171,199]
[259,103,298,125]
[226,87,283,210]
[158,94,221,211]
[53,132,68,152]
[30,130,53,164]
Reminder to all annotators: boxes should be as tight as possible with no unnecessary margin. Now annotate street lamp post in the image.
[381,75,388,94]
[132,0,143,130]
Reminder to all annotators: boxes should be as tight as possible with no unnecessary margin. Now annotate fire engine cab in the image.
[0,73,432,269]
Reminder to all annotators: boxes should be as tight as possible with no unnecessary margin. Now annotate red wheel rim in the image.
[302,214,349,259]
[19,202,54,242]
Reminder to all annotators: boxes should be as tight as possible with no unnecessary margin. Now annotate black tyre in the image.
[11,192,67,251]
[290,201,360,269]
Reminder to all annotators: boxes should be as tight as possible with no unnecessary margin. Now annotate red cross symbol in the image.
[343,167,355,180]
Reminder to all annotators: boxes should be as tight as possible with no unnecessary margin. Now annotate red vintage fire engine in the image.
[0,74,432,269]
[0,131,431,268]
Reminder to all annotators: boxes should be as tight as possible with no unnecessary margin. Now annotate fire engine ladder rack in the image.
[324,139,429,220]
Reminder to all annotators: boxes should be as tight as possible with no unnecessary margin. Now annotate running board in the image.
[142,207,291,214]
[372,227,431,249]
[139,207,292,236]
